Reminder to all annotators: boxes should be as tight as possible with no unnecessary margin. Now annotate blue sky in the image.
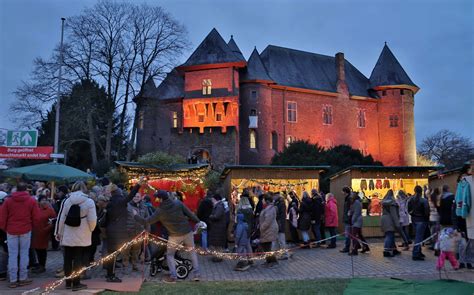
[0,0,473,143]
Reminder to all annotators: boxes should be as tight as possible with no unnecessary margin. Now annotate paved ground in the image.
[1,239,473,294]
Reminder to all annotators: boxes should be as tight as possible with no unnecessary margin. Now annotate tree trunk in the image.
[105,115,113,163]
[87,111,98,167]
[126,108,138,161]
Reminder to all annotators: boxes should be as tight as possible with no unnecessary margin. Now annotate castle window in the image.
[271,131,278,151]
[138,110,144,130]
[286,135,295,147]
[389,114,399,127]
[250,130,257,149]
[251,90,257,100]
[323,105,333,125]
[172,111,178,128]
[400,89,405,95]
[287,101,297,122]
[216,113,222,122]
[202,79,212,95]
[382,90,387,96]
[250,109,257,116]
[357,109,366,128]
[198,115,205,122]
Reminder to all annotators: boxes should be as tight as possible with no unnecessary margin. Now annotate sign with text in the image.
[6,130,38,147]
[0,146,53,159]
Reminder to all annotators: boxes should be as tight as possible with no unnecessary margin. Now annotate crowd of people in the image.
[0,167,472,289]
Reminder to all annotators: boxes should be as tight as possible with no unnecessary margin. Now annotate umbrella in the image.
[1,162,94,182]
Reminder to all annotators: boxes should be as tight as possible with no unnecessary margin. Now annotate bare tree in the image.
[418,129,474,169]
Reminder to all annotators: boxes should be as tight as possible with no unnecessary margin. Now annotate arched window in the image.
[250,130,257,149]
[271,131,278,151]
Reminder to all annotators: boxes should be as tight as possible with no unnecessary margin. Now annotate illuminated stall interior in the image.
[330,165,441,237]
[221,165,329,201]
[115,161,209,212]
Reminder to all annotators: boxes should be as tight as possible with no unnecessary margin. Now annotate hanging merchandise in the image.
[368,179,375,191]
[455,177,472,219]
[360,179,368,191]
[375,179,383,189]
[383,179,390,189]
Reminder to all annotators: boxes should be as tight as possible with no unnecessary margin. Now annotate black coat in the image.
[208,201,227,248]
[298,197,312,231]
[105,184,140,251]
[310,196,324,222]
[439,192,454,226]
[197,197,213,225]
[343,194,351,224]
[275,197,287,233]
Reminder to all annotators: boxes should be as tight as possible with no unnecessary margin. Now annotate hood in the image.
[68,191,90,205]
[327,197,337,205]
[382,196,396,207]
[10,191,32,202]
[237,213,245,223]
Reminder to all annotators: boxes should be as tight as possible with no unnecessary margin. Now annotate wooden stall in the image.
[330,165,441,237]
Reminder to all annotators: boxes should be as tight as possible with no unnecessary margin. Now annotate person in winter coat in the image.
[123,192,149,271]
[102,180,141,282]
[259,194,279,268]
[234,213,250,271]
[435,227,461,270]
[340,187,352,253]
[55,181,97,291]
[381,190,401,257]
[310,189,324,247]
[0,182,39,288]
[427,188,441,250]
[273,193,289,258]
[396,190,411,250]
[407,185,430,261]
[288,201,299,244]
[324,193,338,248]
[236,195,254,259]
[208,194,227,262]
[197,191,214,250]
[31,195,56,273]
[51,185,69,251]
[349,192,370,255]
[298,191,312,248]
[133,190,203,283]
[439,185,455,227]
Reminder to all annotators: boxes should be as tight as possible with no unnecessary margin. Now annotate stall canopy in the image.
[1,162,94,182]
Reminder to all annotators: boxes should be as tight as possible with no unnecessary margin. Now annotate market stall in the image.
[330,165,442,237]
[115,161,209,212]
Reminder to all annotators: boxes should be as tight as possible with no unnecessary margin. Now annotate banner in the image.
[0,146,53,159]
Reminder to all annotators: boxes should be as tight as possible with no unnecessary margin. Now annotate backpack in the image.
[65,204,84,227]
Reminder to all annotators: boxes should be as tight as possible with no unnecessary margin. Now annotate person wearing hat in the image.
[133,189,204,283]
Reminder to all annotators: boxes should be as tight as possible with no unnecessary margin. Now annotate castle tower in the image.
[370,44,419,166]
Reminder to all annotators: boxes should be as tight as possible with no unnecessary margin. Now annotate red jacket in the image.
[32,205,56,249]
[0,191,39,235]
[325,197,339,227]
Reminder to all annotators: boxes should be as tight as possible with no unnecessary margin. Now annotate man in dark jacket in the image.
[134,190,202,283]
[197,191,213,250]
[208,194,227,262]
[439,185,455,226]
[340,187,352,253]
[310,189,324,247]
[407,185,430,261]
[273,193,289,259]
[103,181,141,282]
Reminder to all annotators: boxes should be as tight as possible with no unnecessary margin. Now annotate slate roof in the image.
[259,45,375,97]
[227,36,246,61]
[241,48,273,82]
[369,44,417,89]
[181,28,246,67]
[154,69,184,100]
[138,77,157,98]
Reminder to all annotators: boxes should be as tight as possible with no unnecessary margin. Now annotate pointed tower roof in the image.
[155,69,184,100]
[369,44,418,91]
[227,35,245,61]
[138,76,157,98]
[180,28,246,68]
[242,48,273,82]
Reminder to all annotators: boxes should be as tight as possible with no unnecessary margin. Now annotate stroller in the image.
[149,243,193,279]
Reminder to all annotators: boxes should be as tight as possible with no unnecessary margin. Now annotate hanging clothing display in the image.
[461,175,474,239]
[383,179,390,189]
[360,179,368,191]
[368,179,375,190]
[455,177,472,219]
[375,179,383,189]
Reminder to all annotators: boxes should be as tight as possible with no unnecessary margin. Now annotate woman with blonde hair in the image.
[55,181,96,291]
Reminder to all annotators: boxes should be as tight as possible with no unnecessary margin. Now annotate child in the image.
[435,227,461,270]
[234,213,250,271]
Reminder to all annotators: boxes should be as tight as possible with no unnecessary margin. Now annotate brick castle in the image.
[135,28,419,168]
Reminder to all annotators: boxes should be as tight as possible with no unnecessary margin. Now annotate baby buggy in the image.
[149,244,193,279]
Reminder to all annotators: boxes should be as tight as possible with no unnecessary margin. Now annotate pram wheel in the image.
[176,265,189,279]
[182,259,193,271]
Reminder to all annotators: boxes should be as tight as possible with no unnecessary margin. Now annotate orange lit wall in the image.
[183,97,239,133]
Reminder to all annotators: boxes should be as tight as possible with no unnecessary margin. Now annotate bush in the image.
[137,151,186,166]
[105,168,128,185]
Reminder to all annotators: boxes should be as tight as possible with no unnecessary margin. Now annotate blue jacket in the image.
[455,179,471,218]
[234,213,249,247]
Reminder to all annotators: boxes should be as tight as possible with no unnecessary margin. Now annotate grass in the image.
[103,279,350,295]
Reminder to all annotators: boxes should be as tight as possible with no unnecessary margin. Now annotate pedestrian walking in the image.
[298,191,312,248]
[381,190,401,257]
[31,195,56,273]
[259,194,279,268]
[408,185,430,261]
[324,193,338,248]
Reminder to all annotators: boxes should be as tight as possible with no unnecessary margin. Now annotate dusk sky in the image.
[0,0,473,144]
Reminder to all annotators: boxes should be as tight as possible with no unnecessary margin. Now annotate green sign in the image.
[6,130,38,147]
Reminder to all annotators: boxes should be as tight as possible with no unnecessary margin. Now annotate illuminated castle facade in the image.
[135,29,419,168]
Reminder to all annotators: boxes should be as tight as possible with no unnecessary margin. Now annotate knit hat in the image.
[154,190,169,199]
